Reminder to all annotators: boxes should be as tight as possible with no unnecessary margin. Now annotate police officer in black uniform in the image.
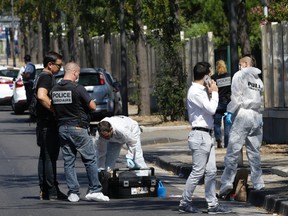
[211,60,231,148]
[51,62,109,202]
[22,54,36,107]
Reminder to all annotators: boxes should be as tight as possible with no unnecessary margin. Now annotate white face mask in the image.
[75,78,79,83]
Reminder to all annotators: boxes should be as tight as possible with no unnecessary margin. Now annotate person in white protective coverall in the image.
[94,116,147,172]
[218,56,265,198]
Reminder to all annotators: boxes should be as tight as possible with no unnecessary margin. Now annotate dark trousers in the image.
[24,82,34,106]
[213,102,231,148]
[36,124,60,197]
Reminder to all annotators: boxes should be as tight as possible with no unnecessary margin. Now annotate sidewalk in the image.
[139,124,288,216]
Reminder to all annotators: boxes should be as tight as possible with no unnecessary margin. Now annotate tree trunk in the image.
[169,0,181,35]
[134,0,150,116]
[82,27,94,67]
[40,12,50,60]
[67,16,79,63]
[57,33,64,60]
[228,0,239,76]
[138,35,150,116]
[18,21,26,60]
[238,0,251,56]
[103,35,112,73]
[67,28,75,62]
[103,2,112,72]
[56,11,64,61]
[120,0,128,116]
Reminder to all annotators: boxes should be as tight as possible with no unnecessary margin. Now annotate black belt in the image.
[192,127,212,134]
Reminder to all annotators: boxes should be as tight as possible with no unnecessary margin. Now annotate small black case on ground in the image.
[107,167,158,199]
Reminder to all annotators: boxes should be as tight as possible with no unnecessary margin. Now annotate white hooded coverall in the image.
[220,67,265,191]
[94,116,147,171]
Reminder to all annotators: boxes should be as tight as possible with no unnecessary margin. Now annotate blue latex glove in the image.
[224,112,233,126]
[126,158,136,168]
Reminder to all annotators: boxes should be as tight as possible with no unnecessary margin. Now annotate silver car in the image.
[55,68,122,121]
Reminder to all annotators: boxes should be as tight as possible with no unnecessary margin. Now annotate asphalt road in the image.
[0,106,272,216]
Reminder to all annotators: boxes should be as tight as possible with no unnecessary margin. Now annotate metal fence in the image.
[64,32,213,109]
[76,32,214,89]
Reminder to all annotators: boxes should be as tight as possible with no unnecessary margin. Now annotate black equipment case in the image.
[107,167,158,199]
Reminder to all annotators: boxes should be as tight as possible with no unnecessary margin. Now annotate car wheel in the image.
[11,98,25,115]
[14,106,25,115]
[114,100,123,115]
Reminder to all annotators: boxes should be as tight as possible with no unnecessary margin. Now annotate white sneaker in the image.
[68,193,80,202]
[85,192,109,202]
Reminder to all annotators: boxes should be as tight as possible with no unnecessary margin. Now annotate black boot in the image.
[216,139,222,148]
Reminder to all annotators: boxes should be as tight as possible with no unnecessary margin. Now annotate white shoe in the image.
[68,193,80,202]
[254,185,265,190]
[85,192,109,202]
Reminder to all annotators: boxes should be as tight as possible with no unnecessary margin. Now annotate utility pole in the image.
[120,0,128,116]
[11,0,16,66]
[261,0,268,18]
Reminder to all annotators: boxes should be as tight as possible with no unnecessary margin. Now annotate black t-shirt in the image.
[51,80,92,128]
[35,72,56,124]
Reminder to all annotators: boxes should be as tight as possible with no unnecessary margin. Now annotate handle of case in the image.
[112,167,154,178]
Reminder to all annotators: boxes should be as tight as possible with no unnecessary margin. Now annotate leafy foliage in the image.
[247,0,288,48]
[142,0,187,121]
[249,0,288,24]
[179,0,229,48]
[153,49,187,121]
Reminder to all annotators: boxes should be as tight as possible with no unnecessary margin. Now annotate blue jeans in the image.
[59,125,102,195]
[214,102,231,147]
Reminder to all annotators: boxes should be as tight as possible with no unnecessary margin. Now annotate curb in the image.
[140,125,191,132]
[144,151,288,216]
[249,189,288,216]
[141,137,184,145]
[271,166,288,177]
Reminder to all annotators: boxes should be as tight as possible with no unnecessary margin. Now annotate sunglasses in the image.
[52,62,62,69]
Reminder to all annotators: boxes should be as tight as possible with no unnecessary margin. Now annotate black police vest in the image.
[51,81,90,128]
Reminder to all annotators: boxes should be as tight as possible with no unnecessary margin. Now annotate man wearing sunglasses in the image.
[35,51,66,201]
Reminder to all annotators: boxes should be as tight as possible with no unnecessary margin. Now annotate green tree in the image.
[145,0,187,121]
[10,1,39,57]
[179,0,229,48]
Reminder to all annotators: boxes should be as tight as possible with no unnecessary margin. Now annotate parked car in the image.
[11,64,44,114]
[0,66,20,105]
[101,68,122,116]
[55,67,122,121]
